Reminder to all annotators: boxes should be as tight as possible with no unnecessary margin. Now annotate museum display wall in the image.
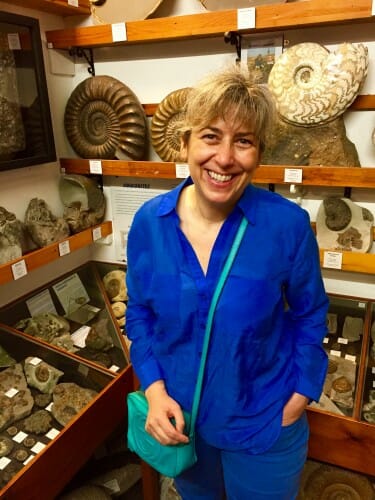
[0,0,374,498]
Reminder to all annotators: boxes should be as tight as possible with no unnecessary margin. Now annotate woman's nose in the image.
[215,141,234,166]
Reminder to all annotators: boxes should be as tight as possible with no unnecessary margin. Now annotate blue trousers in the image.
[174,413,309,500]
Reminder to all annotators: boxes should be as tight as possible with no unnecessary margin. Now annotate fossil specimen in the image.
[60,174,106,234]
[52,382,98,427]
[111,301,126,318]
[24,357,64,394]
[16,313,71,345]
[0,344,16,368]
[24,198,70,248]
[85,317,113,352]
[102,269,127,302]
[268,42,368,126]
[342,316,363,342]
[316,197,373,253]
[0,206,28,264]
[64,75,147,160]
[151,87,192,162]
[0,436,14,457]
[23,409,53,434]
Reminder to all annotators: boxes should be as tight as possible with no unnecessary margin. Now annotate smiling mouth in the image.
[208,170,233,182]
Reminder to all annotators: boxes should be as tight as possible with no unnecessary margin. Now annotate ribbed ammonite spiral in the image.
[151,87,192,162]
[268,42,368,126]
[302,464,374,499]
[323,198,352,231]
[64,75,147,159]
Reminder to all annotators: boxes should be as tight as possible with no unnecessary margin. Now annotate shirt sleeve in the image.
[125,210,164,390]
[284,211,329,402]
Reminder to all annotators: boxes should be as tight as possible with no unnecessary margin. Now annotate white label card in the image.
[358,302,366,308]
[14,431,27,443]
[323,337,329,344]
[372,0,375,16]
[11,259,27,280]
[338,337,348,345]
[29,357,42,366]
[330,349,341,357]
[68,0,79,6]
[109,364,120,373]
[0,457,11,470]
[5,388,18,398]
[46,428,60,440]
[112,23,127,42]
[92,226,102,241]
[237,8,256,29]
[7,33,21,50]
[31,442,46,454]
[345,354,356,363]
[372,367,375,374]
[284,168,303,183]
[175,163,189,179]
[89,160,102,174]
[59,240,70,257]
[323,251,343,270]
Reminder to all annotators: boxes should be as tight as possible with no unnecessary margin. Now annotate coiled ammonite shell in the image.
[151,87,192,162]
[323,198,352,231]
[64,76,147,160]
[268,42,368,126]
[302,464,374,499]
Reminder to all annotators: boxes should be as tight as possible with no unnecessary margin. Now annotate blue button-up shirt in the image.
[126,178,328,453]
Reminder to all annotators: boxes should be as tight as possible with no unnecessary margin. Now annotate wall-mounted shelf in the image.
[45,0,374,49]
[5,0,91,17]
[60,159,375,188]
[0,221,112,286]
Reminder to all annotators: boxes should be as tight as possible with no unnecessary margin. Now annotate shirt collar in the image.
[156,176,258,225]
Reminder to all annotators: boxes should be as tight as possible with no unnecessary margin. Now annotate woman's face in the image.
[181,116,260,213]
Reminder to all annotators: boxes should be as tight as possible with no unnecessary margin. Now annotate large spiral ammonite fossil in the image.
[268,42,368,126]
[151,87,192,162]
[64,75,147,160]
[301,464,374,499]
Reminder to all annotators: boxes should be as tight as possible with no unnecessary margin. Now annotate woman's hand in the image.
[282,392,308,426]
[144,380,190,445]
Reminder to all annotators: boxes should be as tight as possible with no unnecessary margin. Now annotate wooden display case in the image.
[307,294,375,476]
[0,261,129,374]
[0,324,134,499]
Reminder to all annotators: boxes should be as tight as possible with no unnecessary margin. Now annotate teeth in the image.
[208,171,232,182]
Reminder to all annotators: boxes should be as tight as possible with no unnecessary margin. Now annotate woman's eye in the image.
[237,138,253,146]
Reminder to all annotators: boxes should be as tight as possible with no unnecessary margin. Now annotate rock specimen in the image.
[24,357,64,394]
[24,198,70,248]
[51,382,98,426]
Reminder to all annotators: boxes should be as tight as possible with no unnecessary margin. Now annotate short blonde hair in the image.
[180,66,275,151]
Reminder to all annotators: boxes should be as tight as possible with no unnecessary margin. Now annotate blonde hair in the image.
[180,66,275,151]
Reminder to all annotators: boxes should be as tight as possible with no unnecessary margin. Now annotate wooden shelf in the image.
[4,0,91,16]
[45,0,374,49]
[60,159,375,188]
[0,221,112,286]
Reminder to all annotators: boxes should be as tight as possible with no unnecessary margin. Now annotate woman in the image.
[126,67,328,499]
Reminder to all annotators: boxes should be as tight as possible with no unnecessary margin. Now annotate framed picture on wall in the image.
[240,34,284,84]
[0,10,56,171]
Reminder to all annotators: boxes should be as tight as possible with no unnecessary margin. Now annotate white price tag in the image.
[0,457,11,470]
[58,240,70,256]
[237,8,256,29]
[5,388,18,398]
[89,159,102,174]
[345,354,356,363]
[14,431,28,443]
[46,428,60,440]
[323,251,343,270]
[111,22,127,42]
[175,163,189,179]
[92,226,102,241]
[338,337,348,345]
[31,442,46,454]
[29,357,42,366]
[11,259,27,280]
[68,0,79,6]
[284,168,303,183]
[7,33,21,50]
[330,349,341,357]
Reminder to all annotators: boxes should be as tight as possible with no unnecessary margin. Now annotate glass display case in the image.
[0,324,122,495]
[310,295,368,418]
[361,303,375,424]
[0,262,129,375]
